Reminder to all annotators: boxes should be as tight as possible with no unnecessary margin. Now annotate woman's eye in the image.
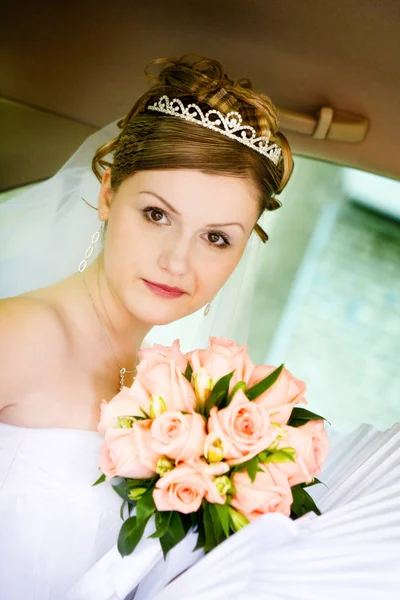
[204,231,230,248]
[144,207,169,225]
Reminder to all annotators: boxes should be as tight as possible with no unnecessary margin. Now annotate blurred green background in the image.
[250,157,400,432]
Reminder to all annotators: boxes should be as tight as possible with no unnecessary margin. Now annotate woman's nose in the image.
[158,233,192,277]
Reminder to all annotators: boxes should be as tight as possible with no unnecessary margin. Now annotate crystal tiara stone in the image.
[147,95,282,165]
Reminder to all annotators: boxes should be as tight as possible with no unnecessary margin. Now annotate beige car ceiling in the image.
[1,0,399,190]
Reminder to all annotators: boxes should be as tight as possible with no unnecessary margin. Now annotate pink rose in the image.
[99,421,158,480]
[151,411,206,462]
[249,365,307,425]
[139,339,188,373]
[231,463,293,521]
[205,461,230,476]
[129,360,196,415]
[153,459,225,514]
[207,389,277,466]
[274,420,330,486]
[97,388,144,436]
[188,337,254,403]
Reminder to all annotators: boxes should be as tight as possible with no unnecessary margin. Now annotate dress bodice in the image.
[0,422,122,600]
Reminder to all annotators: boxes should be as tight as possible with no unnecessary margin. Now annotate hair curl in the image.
[92,55,293,242]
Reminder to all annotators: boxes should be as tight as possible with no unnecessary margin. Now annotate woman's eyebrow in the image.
[206,221,244,232]
[139,191,181,215]
[206,223,244,231]
[139,190,244,231]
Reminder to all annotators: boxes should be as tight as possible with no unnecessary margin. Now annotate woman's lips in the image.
[142,279,186,298]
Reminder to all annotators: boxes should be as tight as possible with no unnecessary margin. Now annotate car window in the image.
[250,158,400,432]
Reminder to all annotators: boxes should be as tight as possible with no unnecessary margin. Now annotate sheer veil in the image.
[0,122,265,352]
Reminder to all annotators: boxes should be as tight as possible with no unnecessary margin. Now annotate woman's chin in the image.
[125,287,201,326]
[133,304,198,327]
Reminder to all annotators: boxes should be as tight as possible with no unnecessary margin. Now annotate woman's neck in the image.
[79,258,152,372]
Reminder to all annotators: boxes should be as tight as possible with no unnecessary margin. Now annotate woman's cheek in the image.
[200,244,244,288]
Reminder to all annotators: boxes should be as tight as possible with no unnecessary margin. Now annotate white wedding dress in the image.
[1,420,400,600]
[0,423,123,599]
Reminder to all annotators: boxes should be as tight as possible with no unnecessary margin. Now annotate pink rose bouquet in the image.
[94,336,329,557]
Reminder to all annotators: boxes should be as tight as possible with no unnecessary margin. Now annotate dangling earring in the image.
[78,217,104,273]
[204,298,214,316]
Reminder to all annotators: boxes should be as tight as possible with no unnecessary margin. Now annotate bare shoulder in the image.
[0,295,70,408]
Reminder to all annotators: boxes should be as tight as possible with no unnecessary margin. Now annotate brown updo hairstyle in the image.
[92,55,293,242]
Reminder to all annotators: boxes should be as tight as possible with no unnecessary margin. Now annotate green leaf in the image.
[184,361,193,383]
[203,503,218,552]
[257,450,268,462]
[111,477,154,503]
[209,503,224,543]
[261,447,296,464]
[228,381,247,401]
[287,407,328,428]
[194,518,206,551]
[117,515,149,557]
[227,506,250,532]
[204,371,234,416]
[120,500,127,520]
[127,487,147,502]
[190,512,198,529]
[139,407,151,420]
[290,485,322,518]
[246,364,284,401]
[233,456,260,483]
[136,489,156,524]
[149,511,173,539]
[92,473,106,487]
[180,513,194,534]
[169,511,186,539]
[302,477,326,489]
[214,503,230,538]
[244,455,260,483]
[159,511,187,558]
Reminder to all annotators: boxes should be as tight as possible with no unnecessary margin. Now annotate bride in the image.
[1,55,399,600]
[0,55,292,598]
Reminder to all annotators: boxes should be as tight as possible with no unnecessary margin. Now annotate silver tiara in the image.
[147,95,282,165]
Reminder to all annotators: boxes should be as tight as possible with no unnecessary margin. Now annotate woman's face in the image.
[98,169,260,326]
